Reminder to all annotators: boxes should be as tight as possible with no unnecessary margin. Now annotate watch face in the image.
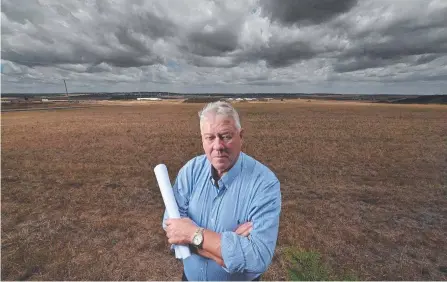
[193,233,203,245]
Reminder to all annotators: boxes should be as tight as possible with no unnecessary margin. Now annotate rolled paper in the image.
[154,164,191,259]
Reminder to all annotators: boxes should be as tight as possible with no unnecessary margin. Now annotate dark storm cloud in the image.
[126,10,177,39]
[1,0,447,94]
[177,5,247,65]
[260,0,358,26]
[185,26,240,57]
[237,40,318,68]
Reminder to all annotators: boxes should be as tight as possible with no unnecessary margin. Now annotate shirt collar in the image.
[208,152,243,189]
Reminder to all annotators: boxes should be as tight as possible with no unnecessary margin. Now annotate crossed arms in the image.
[162,176,281,274]
[164,218,253,267]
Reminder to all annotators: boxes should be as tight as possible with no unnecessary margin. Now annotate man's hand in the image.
[234,222,253,237]
[165,218,197,245]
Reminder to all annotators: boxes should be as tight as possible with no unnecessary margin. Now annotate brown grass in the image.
[2,101,447,280]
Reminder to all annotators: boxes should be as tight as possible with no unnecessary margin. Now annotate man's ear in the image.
[239,128,244,141]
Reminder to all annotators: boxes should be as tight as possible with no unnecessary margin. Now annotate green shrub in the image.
[284,247,357,281]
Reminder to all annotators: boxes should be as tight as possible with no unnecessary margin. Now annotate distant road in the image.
[1,106,95,112]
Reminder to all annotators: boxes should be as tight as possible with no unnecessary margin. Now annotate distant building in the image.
[137,98,162,101]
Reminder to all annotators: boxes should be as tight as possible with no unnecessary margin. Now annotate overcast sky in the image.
[1,0,447,94]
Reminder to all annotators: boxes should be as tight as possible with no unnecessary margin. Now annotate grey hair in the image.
[198,101,241,130]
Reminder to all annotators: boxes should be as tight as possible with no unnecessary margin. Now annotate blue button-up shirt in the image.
[163,152,281,281]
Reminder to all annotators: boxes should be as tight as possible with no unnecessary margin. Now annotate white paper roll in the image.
[154,164,191,259]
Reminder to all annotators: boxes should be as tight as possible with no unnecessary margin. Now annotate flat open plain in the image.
[1,100,446,280]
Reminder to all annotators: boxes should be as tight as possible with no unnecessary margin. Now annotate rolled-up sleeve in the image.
[221,180,281,274]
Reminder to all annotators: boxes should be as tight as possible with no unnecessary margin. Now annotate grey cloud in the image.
[121,10,177,40]
[346,26,447,60]
[188,55,237,68]
[185,26,319,68]
[333,57,385,73]
[260,0,358,26]
[2,42,162,68]
[86,63,113,73]
[244,40,317,68]
[115,27,151,54]
[244,80,293,86]
[1,0,172,68]
[413,54,439,65]
[419,74,447,82]
[332,54,443,74]
[177,6,246,65]
[185,26,239,57]
[1,0,447,94]
[331,1,447,73]
[1,0,45,25]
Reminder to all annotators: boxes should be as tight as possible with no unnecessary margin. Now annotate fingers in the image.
[166,229,178,244]
[234,222,253,237]
[235,222,251,234]
[234,222,251,232]
[238,227,253,237]
[165,222,190,245]
[165,228,172,238]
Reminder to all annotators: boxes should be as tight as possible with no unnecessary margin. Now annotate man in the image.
[163,101,281,281]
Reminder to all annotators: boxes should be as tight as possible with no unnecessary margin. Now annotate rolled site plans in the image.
[154,164,191,259]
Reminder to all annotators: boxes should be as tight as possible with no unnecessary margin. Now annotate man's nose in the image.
[212,137,225,150]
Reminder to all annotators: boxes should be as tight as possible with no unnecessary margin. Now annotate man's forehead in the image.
[201,114,237,131]
[203,114,235,125]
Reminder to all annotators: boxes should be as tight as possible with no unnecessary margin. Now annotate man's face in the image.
[201,113,243,176]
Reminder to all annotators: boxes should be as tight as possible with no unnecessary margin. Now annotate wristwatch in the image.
[191,227,204,249]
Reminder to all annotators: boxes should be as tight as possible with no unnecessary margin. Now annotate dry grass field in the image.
[1,100,446,280]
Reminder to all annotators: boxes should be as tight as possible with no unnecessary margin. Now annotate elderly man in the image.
[163,101,281,281]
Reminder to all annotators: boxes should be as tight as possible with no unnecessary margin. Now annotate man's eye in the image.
[205,136,215,141]
[222,135,232,140]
